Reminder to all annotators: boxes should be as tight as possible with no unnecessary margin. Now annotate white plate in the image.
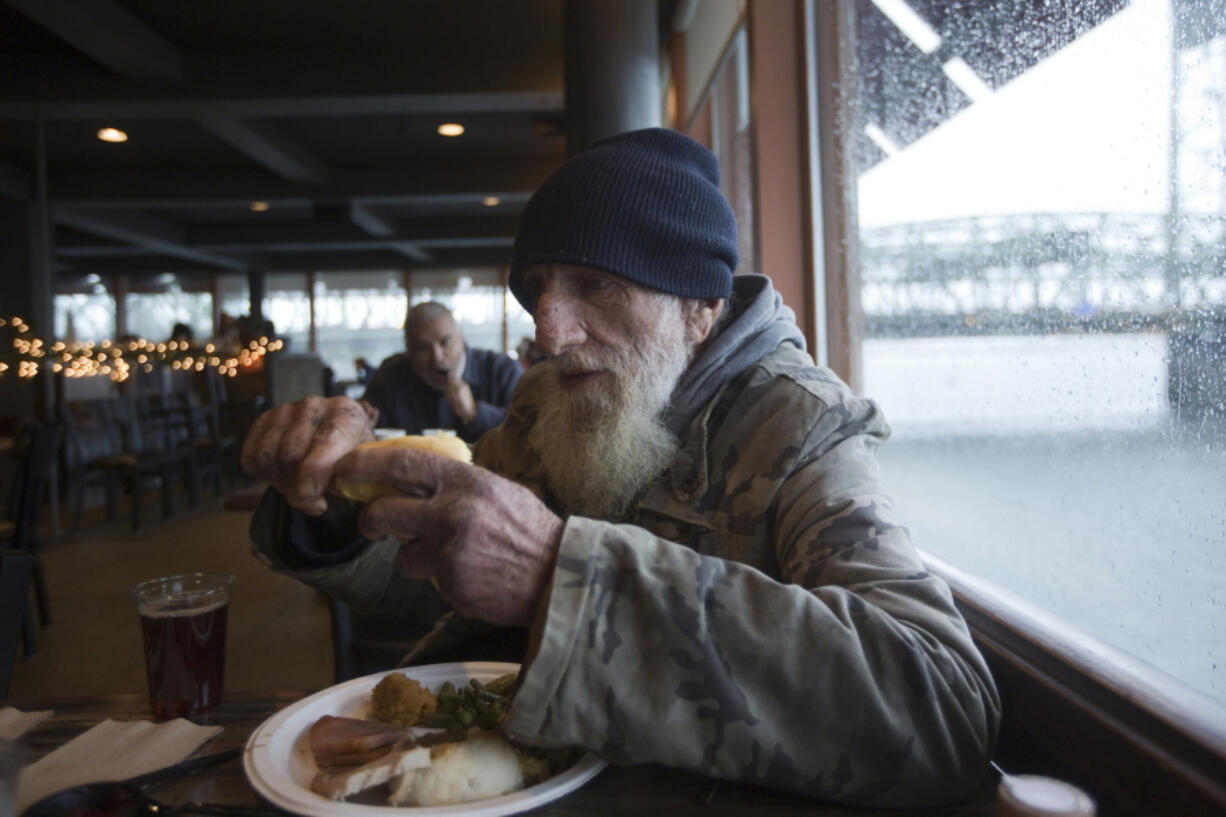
[244,662,606,817]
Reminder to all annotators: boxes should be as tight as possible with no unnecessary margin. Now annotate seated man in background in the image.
[363,301,521,443]
[242,128,999,807]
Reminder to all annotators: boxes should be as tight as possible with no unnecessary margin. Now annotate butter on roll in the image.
[332,434,472,503]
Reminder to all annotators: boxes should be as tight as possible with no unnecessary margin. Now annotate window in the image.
[216,273,251,328]
[263,273,311,354]
[54,290,115,342]
[409,268,515,356]
[843,0,1226,704]
[314,271,408,381]
[709,27,758,275]
[125,277,212,343]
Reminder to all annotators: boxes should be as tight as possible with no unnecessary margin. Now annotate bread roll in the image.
[333,434,472,503]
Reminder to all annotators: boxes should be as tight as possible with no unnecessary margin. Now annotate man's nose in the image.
[534,291,585,355]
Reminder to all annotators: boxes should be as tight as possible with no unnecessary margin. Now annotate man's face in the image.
[521,264,695,518]
[407,314,465,389]
[522,265,686,399]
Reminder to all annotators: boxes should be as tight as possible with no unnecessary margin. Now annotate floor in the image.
[5,490,333,705]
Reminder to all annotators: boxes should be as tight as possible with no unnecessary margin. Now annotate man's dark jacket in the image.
[362,347,521,443]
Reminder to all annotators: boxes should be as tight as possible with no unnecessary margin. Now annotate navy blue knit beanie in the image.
[509,127,738,310]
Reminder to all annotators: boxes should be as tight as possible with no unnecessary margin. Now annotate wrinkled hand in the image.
[443,372,477,424]
[240,396,376,515]
[333,445,563,627]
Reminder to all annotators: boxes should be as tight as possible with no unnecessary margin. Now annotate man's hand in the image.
[333,445,564,627]
[443,372,478,424]
[240,396,376,515]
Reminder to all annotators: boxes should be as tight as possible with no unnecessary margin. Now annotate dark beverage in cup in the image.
[131,573,234,720]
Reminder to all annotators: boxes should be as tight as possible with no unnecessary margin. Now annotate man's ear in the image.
[685,298,725,344]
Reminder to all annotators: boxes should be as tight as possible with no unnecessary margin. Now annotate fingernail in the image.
[298,475,316,499]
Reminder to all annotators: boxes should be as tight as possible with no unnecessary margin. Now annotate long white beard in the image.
[528,319,691,520]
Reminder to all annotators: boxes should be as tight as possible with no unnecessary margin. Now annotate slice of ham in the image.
[310,741,432,800]
[309,715,414,765]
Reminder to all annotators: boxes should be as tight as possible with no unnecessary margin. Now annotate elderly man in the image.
[362,301,521,443]
[242,128,999,807]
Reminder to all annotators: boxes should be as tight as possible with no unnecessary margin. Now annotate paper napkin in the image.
[0,708,53,742]
[16,717,222,813]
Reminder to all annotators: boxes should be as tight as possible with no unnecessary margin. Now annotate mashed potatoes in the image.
[388,731,524,806]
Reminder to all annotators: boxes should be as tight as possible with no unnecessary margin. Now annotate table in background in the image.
[8,691,998,816]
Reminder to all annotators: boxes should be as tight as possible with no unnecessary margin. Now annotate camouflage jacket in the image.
[250,276,999,806]
[476,341,1000,807]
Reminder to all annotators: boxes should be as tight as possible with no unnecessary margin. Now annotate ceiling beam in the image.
[0,92,565,121]
[56,235,513,257]
[180,215,521,246]
[390,242,433,263]
[4,0,184,84]
[59,245,515,275]
[53,207,247,270]
[349,203,396,237]
[46,161,561,206]
[5,0,332,185]
[197,116,330,183]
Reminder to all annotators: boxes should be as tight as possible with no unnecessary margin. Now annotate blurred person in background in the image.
[362,301,521,442]
[515,336,546,369]
[169,322,194,345]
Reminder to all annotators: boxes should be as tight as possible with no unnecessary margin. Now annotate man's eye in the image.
[581,276,613,295]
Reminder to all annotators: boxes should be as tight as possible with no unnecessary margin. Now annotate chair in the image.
[0,420,62,655]
[177,377,239,498]
[0,549,35,697]
[61,398,184,530]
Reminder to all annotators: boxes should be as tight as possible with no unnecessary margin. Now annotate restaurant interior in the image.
[2,0,1226,815]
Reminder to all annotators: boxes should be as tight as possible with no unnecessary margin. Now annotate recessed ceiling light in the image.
[482,196,501,207]
[437,123,465,137]
[97,127,128,143]
[250,200,270,212]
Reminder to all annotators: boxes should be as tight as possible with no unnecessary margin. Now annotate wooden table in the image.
[9,691,999,816]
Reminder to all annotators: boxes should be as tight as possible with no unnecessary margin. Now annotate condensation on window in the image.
[849,0,1226,702]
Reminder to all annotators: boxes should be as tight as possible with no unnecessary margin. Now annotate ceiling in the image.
[0,0,610,287]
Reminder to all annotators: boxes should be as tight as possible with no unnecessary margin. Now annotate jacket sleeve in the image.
[248,488,447,618]
[361,367,392,427]
[463,354,523,440]
[503,398,1000,807]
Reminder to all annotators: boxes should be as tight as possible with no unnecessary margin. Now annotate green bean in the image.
[417,673,517,730]
[485,674,517,695]
[420,711,455,728]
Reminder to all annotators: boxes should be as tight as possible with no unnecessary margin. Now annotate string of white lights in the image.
[0,316,284,381]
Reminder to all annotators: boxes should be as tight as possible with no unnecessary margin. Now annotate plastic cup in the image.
[131,572,235,720]
[373,428,407,440]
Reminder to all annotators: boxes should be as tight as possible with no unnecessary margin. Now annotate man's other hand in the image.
[443,372,478,424]
[240,396,376,515]
[334,445,564,627]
